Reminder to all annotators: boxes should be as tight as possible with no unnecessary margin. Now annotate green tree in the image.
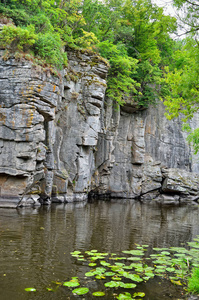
[162,1,199,153]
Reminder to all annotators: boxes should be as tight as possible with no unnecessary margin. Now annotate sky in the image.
[151,0,187,37]
[151,0,177,17]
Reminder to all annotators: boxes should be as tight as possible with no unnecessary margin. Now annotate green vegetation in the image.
[188,268,199,294]
[25,236,199,298]
[161,0,199,153]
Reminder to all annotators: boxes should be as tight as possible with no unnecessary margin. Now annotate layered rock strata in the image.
[0,49,199,207]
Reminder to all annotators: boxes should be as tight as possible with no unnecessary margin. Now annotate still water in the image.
[0,199,199,300]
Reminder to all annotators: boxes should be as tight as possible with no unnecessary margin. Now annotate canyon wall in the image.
[0,49,199,208]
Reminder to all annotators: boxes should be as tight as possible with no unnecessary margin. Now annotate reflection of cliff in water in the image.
[65,200,199,252]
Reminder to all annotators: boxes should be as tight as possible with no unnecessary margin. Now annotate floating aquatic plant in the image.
[92,291,106,296]
[28,235,199,299]
[24,287,36,292]
[72,287,89,295]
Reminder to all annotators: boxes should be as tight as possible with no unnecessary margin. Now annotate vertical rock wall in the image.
[0,51,61,207]
[52,50,108,202]
[0,49,199,207]
[93,99,199,201]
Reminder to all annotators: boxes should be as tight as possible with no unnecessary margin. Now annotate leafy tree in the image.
[162,1,199,153]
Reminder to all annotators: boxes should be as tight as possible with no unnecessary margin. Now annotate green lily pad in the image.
[72,287,89,295]
[63,281,80,287]
[116,292,132,300]
[166,267,176,272]
[96,267,106,273]
[127,257,141,261]
[120,282,137,289]
[70,250,81,255]
[24,287,36,292]
[133,292,145,297]
[111,257,126,260]
[130,263,143,268]
[100,261,111,267]
[161,251,170,255]
[115,263,125,267]
[104,281,120,288]
[128,274,143,282]
[187,242,199,248]
[96,275,106,279]
[122,250,144,256]
[155,268,165,273]
[104,272,116,276]
[170,247,187,253]
[89,263,97,267]
[112,276,122,280]
[143,276,150,281]
[153,248,169,251]
[85,272,95,277]
[92,291,105,296]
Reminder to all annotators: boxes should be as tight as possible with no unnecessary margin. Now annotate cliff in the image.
[0,49,199,208]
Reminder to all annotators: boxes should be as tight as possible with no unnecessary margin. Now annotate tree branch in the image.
[184,0,199,7]
[176,27,199,37]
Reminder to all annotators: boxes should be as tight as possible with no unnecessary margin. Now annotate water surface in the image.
[0,199,199,300]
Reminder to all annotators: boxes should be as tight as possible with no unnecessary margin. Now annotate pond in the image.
[0,199,199,300]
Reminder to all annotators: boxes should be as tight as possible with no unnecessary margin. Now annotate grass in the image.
[188,268,199,295]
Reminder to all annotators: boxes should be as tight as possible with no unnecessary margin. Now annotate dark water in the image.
[0,199,199,300]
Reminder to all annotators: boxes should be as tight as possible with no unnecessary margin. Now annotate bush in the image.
[0,4,29,26]
[33,32,67,69]
[0,24,37,52]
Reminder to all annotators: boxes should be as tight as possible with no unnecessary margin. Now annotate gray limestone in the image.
[1,48,199,207]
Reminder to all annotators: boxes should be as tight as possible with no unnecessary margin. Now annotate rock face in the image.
[0,50,61,207]
[0,49,199,207]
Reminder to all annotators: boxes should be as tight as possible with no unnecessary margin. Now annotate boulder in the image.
[162,168,199,196]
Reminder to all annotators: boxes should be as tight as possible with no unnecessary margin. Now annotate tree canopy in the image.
[162,0,199,153]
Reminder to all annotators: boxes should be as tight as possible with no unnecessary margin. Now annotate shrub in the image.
[33,32,67,69]
[0,4,29,26]
[0,24,37,52]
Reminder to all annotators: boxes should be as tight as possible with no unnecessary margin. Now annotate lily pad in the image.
[127,257,141,261]
[100,261,111,267]
[120,282,137,289]
[116,292,132,300]
[63,281,80,287]
[85,272,95,277]
[112,276,122,280]
[122,250,144,256]
[92,291,105,296]
[24,287,36,292]
[104,281,120,288]
[133,292,145,297]
[71,251,81,255]
[89,263,97,267]
[104,272,116,276]
[72,287,89,295]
